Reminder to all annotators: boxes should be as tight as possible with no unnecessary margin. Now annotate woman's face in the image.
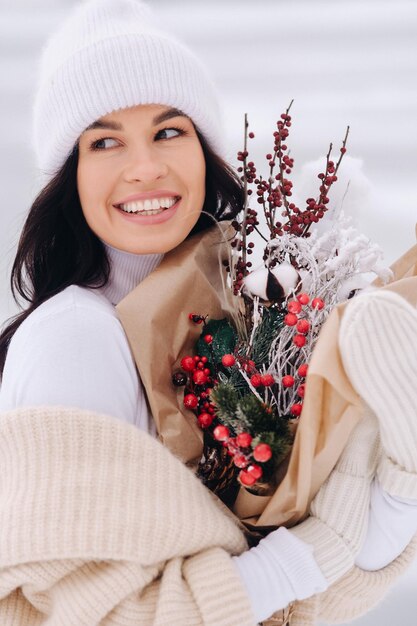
[77,103,206,254]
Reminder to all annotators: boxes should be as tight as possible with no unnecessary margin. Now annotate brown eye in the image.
[156,127,186,140]
[90,137,119,151]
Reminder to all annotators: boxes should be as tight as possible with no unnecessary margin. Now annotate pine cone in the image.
[196,430,241,508]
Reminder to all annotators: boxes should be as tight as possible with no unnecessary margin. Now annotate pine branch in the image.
[209,383,242,432]
[236,394,275,432]
[251,306,285,366]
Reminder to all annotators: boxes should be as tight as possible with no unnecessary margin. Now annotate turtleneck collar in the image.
[97,239,164,306]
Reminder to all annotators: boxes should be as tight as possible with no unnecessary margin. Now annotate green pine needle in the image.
[251,306,285,367]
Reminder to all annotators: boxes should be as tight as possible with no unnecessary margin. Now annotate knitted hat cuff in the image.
[32,1,226,182]
[377,456,417,500]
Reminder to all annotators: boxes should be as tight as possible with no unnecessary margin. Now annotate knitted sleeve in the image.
[1,546,254,625]
[288,534,417,626]
[0,405,256,626]
[319,535,417,624]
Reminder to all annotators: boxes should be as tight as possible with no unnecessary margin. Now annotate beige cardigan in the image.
[0,405,416,626]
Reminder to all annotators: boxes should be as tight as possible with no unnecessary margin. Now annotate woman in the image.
[0,1,416,624]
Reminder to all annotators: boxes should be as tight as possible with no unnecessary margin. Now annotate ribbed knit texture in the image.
[290,410,381,585]
[98,238,164,305]
[0,404,416,625]
[308,533,417,625]
[32,0,226,182]
[339,290,417,499]
[0,405,255,625]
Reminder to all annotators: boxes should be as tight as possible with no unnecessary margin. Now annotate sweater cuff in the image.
[289,518,354,586]
[378,456,417,500]
[317,533,417,625]
[183,546,257,626]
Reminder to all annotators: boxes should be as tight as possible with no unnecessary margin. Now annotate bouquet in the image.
[171,101,392,507]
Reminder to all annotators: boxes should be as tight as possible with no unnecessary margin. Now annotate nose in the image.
[122,144,169,183]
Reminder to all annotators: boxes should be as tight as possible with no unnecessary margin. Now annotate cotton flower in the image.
[243,262,301,302]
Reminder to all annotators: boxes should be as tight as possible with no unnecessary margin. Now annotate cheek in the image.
[186,149,206,203]
[77,161,110,213]
[77,162,94,209]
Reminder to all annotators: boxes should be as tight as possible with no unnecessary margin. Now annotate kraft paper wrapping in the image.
[116,221,417,529]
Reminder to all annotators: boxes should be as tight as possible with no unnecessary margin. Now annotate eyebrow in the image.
[84,107,190,132]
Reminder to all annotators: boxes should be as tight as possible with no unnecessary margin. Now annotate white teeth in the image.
[119,196,179,213]
[136,209,164,216]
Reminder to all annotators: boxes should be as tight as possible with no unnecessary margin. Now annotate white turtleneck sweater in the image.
[1,239,416,624]
[0,241,164,435]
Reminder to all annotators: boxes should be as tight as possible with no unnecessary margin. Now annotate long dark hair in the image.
[0,129,244,379]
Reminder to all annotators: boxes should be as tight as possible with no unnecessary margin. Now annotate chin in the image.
[123,238,177,256]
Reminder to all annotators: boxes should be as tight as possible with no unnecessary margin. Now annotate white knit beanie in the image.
[32,0,227,183]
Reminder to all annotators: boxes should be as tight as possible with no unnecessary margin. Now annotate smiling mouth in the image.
[115,195,181,215]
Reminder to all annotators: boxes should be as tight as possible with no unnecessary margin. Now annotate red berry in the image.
[261,373,275,386]
[311,297,325,310]
[243,359,256,373]
[297,384,305,398]
[293,334,306,348]
[284,313,298,326]
[188,313,204,324]
[193,371,208,385]
[290,403,303,417]
[253,443,272,463]
[287,300,302,314]
[180,356,195,372]
[297,293,310,305]
[226,437,237,454]
[233,453,249,469]
[203,334,213,344]
[298,363,309,377]
[236,432,253,448]
[247,463,263,480]
[197,412,213,428]
[201,356,208,363]
[250,374,263,387]
[184,394,198,409]
[239,470,257,486]
[282,375,295,387]
[296,319,310,334]
[222,354,236,367]
[213,425,230,441]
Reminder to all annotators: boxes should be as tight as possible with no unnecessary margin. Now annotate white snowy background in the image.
[0,1,416,623]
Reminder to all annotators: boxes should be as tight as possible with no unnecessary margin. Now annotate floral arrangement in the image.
[171,101,392,506]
